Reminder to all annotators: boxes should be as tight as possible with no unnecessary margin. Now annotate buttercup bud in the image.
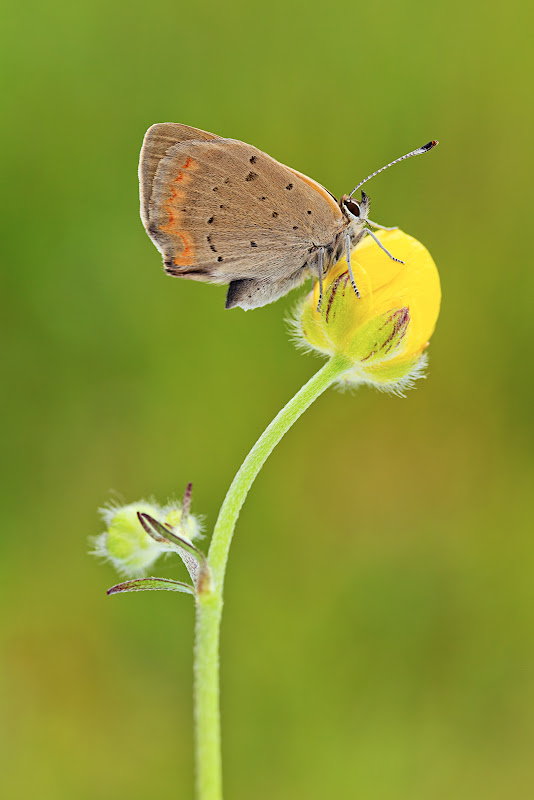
[164,482,202,544]
[94,502,166,577]
[94,497,202,578]
[164,508,201,543]
[296,229,441,393]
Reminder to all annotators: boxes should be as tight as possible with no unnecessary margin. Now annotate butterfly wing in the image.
[139,123,220,228]
[139,125,346,308]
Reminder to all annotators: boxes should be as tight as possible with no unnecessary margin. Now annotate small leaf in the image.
[138,512,209,588]
[139,513,204,560]
[107,577,194,596]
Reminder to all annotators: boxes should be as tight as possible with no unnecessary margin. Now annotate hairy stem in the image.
[193,354,351,800]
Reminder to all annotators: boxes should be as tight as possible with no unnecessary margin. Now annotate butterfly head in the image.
[341,191,370,224]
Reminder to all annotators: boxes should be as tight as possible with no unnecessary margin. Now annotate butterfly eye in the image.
[344,199,360,218]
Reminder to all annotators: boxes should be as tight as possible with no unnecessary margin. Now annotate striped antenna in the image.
[349,140,438,199]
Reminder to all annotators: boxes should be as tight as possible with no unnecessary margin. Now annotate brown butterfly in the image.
[139,123,437,310]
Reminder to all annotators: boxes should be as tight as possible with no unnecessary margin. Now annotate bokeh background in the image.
[2,1,533,797]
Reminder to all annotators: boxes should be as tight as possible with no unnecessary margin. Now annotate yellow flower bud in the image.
[296,229,441,393]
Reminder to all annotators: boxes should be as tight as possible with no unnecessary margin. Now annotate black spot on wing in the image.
[250,241,257,247]
[245,171,258,181]
[272,211,278,218]
[249,155,257,164]
[208,216,214,224]
[286,183,293,190]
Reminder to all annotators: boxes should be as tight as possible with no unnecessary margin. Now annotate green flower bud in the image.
[164,506,201,543]
[94,501,169,577]
[93,489,203,579]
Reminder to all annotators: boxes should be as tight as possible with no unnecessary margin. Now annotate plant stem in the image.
[193,354,351,800]
[194,593,223,800]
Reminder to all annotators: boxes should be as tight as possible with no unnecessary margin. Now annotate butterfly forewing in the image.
[140,128,346,306]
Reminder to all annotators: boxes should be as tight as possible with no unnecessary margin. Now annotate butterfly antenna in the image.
[348,140,438,199]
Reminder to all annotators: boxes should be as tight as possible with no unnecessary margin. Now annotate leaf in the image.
[107,577,195,596]
[138,512,209,588]
[138,512,204,560]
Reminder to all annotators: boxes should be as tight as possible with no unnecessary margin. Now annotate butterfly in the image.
[139,122,437,310]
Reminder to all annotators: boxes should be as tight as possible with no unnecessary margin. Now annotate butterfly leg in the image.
[345,233,361,299]
[316,247,325,312]
[366,218,398,231]
[363,228,405,264]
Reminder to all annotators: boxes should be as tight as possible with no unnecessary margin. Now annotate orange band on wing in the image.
[159,156,197,266]
[173,231,195,267]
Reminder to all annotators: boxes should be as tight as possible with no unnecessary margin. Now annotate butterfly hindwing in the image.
[139,123,220,228]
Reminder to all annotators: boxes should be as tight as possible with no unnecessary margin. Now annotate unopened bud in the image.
[94,502,167,577]
[295,230,441,393]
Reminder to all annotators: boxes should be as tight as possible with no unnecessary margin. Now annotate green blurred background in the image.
[2,0,533,797]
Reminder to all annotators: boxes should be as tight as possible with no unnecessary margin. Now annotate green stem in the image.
[193,354,351,800]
